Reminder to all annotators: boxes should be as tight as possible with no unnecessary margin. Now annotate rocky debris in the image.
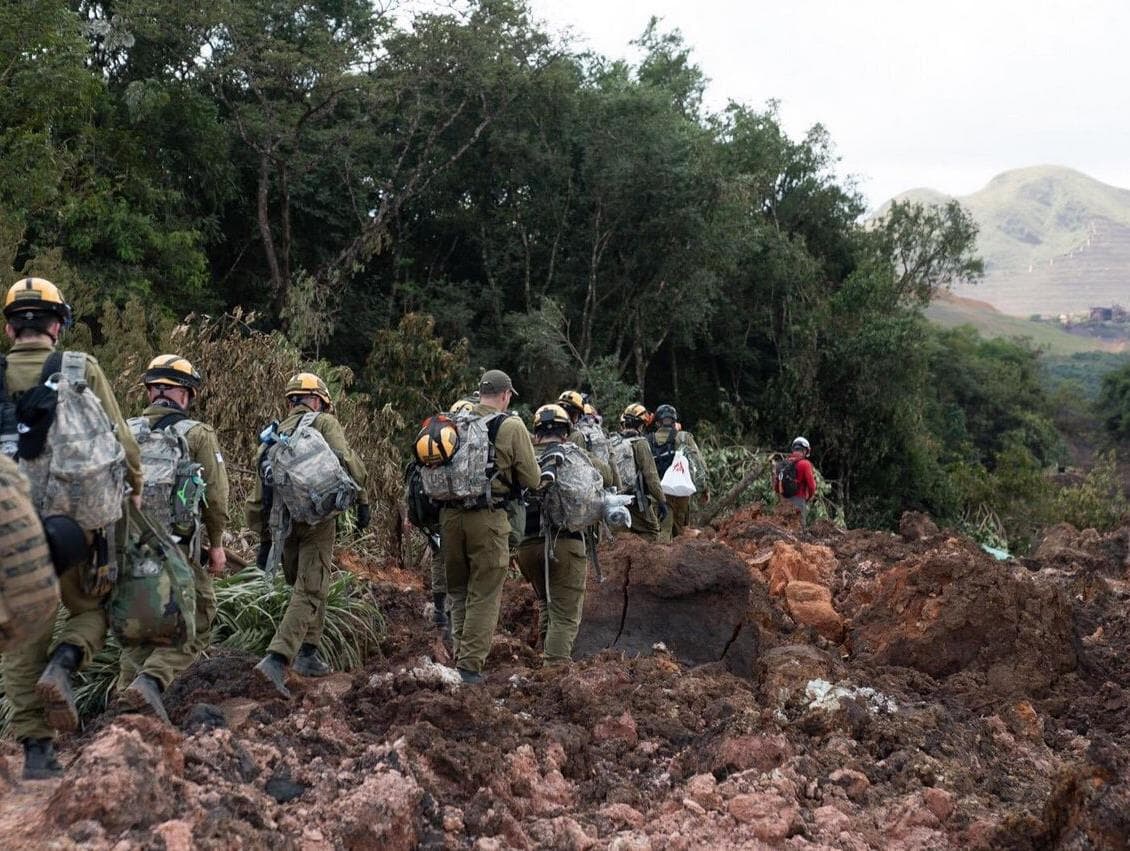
[5,510,1130,849]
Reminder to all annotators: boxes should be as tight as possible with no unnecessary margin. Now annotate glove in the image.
[657,502,669,522]
[256,542,270,569]
[356,503,371,531]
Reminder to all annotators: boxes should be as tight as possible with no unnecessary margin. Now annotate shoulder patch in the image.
[215,451,224,465]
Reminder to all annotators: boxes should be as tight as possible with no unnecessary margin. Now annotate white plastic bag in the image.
[660,449,697,497]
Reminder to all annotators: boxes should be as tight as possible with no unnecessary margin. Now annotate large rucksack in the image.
[648,428,678,478]
[774,457,800,498]
[109,505,196,647]
[418,411,510,506]
[404,461,441,532]
[0,456,59,653]
[268,412,361,525]
[608,434,643,495]
[129,414,207,546]
[576,421,611,465]
[540,442,605,532]
[16,351,126,532]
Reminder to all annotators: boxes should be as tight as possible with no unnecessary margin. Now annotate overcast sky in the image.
[525,0,1130,210]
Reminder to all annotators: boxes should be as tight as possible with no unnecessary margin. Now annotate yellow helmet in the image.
[621,403,650,429]
[449,396,476,415]
[557,390,585,415]
[141,354,201,392]
[583,402,598,417]
[284,372,333,408]
[532,403,571,432]
[3,277,73,326]
[414,415,460,466]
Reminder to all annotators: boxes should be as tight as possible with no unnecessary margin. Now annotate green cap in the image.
[479,369,518,397]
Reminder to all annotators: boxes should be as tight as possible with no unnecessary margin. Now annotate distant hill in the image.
[878,166,1130,317]
[924,291,1125,356]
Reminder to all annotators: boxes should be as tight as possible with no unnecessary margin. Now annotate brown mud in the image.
[2,502,1129,849]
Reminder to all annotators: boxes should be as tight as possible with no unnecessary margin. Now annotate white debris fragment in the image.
[368,657,464,690]
[805,678,898,714]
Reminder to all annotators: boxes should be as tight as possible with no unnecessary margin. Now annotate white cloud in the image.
[526,0,1130,206]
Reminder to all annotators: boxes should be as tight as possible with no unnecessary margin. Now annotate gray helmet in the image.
[791,436,810,453]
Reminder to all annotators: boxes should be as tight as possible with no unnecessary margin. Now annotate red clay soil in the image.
[2,503,1129,849]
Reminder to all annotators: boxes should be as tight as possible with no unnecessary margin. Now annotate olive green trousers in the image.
[442,506,509,674]
[516,535,587,665]
[267,519,335,661]
[2,567,107,741]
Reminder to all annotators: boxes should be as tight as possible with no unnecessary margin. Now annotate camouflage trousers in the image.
[267,519,335,662]
[442,506,509,674]
[1,566,108,741]
[117,559,216,691]
[516,534,587,665]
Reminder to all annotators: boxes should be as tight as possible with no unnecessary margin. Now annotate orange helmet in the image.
[414,415,459,466]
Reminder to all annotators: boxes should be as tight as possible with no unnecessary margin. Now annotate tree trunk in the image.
[257,154,284,311]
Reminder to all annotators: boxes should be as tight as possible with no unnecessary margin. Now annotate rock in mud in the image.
[333,769,423,850]
[575,538,760,677]
[49,718,184,832]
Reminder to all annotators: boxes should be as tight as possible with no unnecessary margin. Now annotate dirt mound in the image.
[4,510,1130,848]
[844,535,1078,695]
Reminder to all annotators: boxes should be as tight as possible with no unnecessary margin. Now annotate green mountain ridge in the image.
[878,166,1130,316]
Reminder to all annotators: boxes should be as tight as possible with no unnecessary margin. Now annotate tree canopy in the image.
[7,0,1097,535]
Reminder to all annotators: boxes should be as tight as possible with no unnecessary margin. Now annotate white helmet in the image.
[791,436,810,452]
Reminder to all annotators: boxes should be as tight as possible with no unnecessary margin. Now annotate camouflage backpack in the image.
[17,351,126,531]
[0,456,59,653]
[128,414,207,546]
[268,412,360,525]
[608,434,643,495]
[540,442,605,532]
[109,504,196,647]
[418,412,509,506]
[576,421,611,465]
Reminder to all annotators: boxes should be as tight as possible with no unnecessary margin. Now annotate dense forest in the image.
[2,0,1127,542]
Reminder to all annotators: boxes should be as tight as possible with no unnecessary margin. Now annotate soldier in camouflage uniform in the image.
[0,456,59,655]
[0,277,143,779]
[616,404,667,541]
[648,404,709,539]
[515,405,597,665]
[442,370,540,684]
[116,355,230,723]
[247,373,369,697]
[558,390,617,488]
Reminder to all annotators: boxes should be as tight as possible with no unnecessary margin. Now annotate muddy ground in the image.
[1,504,1129,850]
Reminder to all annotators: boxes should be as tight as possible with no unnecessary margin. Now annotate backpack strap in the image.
[38,351,64,384]
[60,351,86,383]
[0,354,9,406]
[292,411,319,435]
[485,412,520,500]
[170,418,199,438]
[152,411,189,432]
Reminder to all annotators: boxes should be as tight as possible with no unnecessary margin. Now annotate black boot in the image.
[22,738,62,780]
[254,652,292,698]
[35,643,82,732]
[457,668,484,685]
[292,643,331,678]
[432,592,448,629]
[122,673,171,724]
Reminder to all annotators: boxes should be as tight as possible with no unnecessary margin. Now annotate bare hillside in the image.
[879,166,1130,316]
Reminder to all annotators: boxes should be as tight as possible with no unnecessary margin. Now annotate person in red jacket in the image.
[774,437,817,526]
